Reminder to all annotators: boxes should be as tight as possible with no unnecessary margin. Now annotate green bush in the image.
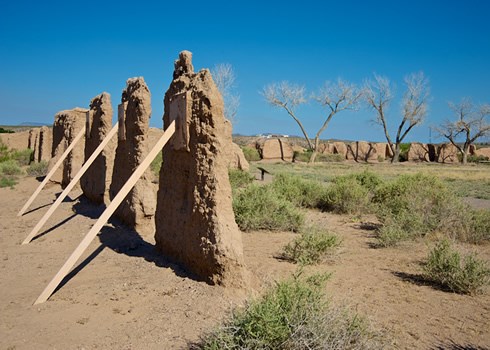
[293,150,312,162]
[467,154,490,163]
[320,177,370,215]
[229,169,255,191]
[27,161,49,177]
[242,146,261,161]
[398,143,410,162]
[270,173,326,208]
[282,226,341,265]
[373,174,456,245]
[465,209,490,244]
[423,240,490,294]
[374,173,490,246]
[316,153,345,162]
[0,176,17,188]
[150,152,162,178]
[12,148,33,166]
[233,184,304,232]
[195,273,384,350]
[0,160,23,176]
[293,150,344,163]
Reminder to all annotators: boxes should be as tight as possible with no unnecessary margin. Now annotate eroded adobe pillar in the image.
[154,51,247,287]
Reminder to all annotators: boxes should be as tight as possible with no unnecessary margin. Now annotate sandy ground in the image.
[1,176,489,349]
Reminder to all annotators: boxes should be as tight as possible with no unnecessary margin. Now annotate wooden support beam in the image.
[34,121,175,304]
[17,128,85,217]
[22,123,119,245]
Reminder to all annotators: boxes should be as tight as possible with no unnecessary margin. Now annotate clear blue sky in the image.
[1,0,489,142]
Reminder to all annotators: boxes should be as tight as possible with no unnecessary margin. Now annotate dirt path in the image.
[0,177,489,349]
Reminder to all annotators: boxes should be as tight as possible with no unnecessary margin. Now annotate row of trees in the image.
[211,64,489,164]
[263,73,489,164]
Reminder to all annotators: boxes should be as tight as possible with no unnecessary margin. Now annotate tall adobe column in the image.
[81,92,116,205]
[154,51,247,287]
[109,78,156,236]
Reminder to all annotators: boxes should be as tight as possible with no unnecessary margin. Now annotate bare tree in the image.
[262,81,313,149]
[311,79,364,162]
[262,80,363,162]
[365,72,430,163]
[211,63,240,124]
[435,99,490,164]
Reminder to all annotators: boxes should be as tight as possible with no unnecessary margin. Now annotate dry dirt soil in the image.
[1,177,489,349]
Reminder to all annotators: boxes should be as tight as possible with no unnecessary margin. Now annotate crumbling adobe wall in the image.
[154,51,247,286]
[38,126,52,162]
[28,128,40,162]
[81,92,116,205]
[109,78,155,236]
[48,108,87,187]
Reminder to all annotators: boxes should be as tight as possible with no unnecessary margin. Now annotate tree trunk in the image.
[462,152,467,164]
[309,137,320,163]
[391,144,400,163]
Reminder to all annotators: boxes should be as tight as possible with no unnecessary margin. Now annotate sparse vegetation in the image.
[233,183,304,232]
[423,239,490,294]
[294,150,345,163]
[241,146,261,161]
[26,160,48,177]
[373,173,489,246]
[150,152,163,177]
[319,171,381,215]
[229,169,255,191]
[282,226,341,265]
[194,273,385,349]
[270,173,326,208]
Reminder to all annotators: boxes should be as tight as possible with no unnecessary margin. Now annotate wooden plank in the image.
[17,128,86,217]
[34,121,175,304]
[22,123,119,245]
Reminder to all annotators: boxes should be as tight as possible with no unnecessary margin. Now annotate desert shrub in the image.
[318,153,344,162]
[0,160,23,176]
[0,127,14,133]
[320,177,370,215]
[398,143,410,162]
[233,184,304,232]
[242,146,261,161]
[345,170,383,192]
[282,226,341,265]
[0,176,17,188]
[374,173,490,246]
[12,148,33,166]
[27,161,49,177]
[467,154,490,163]
[293,150,344,163]
[229,169,255,191]
[270,173,326,208]
[150,152,162,178]
[195,274,385,350]
[293,149,312,162]
[453,209,490,244]
[373,173,457,245]
[423,239,490,294]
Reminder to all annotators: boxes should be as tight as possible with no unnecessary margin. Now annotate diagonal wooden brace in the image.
[17,128,85,217]
[34,121,175,304]
[22,123,118,245]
